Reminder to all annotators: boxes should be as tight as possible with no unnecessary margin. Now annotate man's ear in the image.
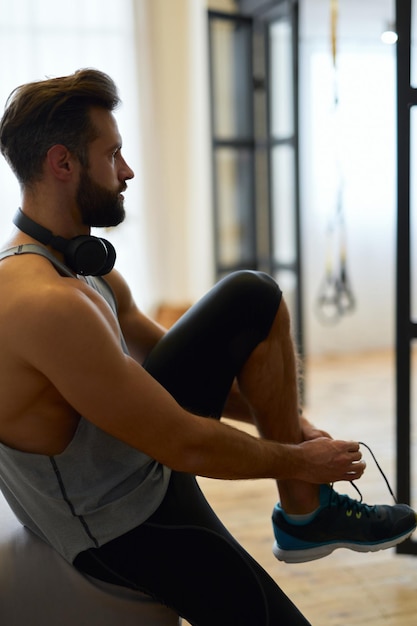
[46,144,77,180]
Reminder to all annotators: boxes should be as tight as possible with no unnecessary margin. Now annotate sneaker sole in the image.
[273,528,416,564]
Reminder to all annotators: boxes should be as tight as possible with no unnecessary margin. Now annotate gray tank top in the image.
[0,244,171,563]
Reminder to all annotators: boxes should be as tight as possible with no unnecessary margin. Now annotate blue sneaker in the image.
[272,484,417,563]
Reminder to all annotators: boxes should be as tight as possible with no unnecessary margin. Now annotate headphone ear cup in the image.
[64,236,115,276]
[99,239,116,275]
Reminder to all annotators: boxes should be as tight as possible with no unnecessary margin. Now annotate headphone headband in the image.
[13,209,67,253]
[13,209,116,276]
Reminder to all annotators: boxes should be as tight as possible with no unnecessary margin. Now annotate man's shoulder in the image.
[0,252,92,326]
[0,248,74,290]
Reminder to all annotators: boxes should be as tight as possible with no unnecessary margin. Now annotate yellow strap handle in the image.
[330,0,338,68]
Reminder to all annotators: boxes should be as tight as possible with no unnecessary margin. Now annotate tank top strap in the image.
[0,243,75,277]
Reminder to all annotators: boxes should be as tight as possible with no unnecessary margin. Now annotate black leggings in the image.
[74,271,311,626]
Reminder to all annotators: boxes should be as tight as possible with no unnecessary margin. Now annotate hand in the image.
[295,437,366,484]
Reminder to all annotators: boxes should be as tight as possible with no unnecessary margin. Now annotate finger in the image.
[346,441,361,453]
[346,460,366,477]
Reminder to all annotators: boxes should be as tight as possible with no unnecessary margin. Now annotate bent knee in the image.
[220,270,282,310]
[217,271,283,343]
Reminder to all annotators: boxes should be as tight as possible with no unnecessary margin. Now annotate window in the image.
[208,1,302,352]
[0,0,145,302]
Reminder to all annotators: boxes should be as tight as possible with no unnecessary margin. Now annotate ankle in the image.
[278,480,320,515]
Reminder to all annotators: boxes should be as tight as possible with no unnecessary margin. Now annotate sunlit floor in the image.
[185,350,417,626]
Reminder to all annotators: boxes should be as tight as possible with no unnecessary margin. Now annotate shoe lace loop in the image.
[358,441,398,504]
[329,441,398,514]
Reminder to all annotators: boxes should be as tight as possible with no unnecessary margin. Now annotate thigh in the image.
[144,271,282,418]
[74,473,310,626]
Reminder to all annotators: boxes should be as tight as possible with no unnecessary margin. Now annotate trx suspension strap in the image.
[315,0,356,325]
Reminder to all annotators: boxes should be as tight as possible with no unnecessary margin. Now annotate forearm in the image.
[171,415,300,480]
[164,415,364,485]
[81,357,295,481]
[50,341,361,485]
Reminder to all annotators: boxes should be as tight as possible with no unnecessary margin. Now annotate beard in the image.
[76,168,126,228]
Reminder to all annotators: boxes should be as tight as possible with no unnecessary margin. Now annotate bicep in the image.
[120,305,166,363]
[104,269,166,363]
[17,287,188,456]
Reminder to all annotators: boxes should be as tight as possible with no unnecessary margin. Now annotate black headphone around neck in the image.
[13,209,116,276]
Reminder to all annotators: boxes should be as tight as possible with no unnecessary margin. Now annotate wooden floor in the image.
[184,350,417,626]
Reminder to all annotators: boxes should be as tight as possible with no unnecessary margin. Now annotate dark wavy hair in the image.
[0,68,120,187]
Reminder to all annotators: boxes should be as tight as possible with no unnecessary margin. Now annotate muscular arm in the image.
[104,269,166,363]
[12,276,363,484]
[97,272,360,481]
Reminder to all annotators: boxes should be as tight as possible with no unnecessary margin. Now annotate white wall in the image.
[299,0,397,355]
[132,0,215,312]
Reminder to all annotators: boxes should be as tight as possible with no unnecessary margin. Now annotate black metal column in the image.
[396,0,417,555]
